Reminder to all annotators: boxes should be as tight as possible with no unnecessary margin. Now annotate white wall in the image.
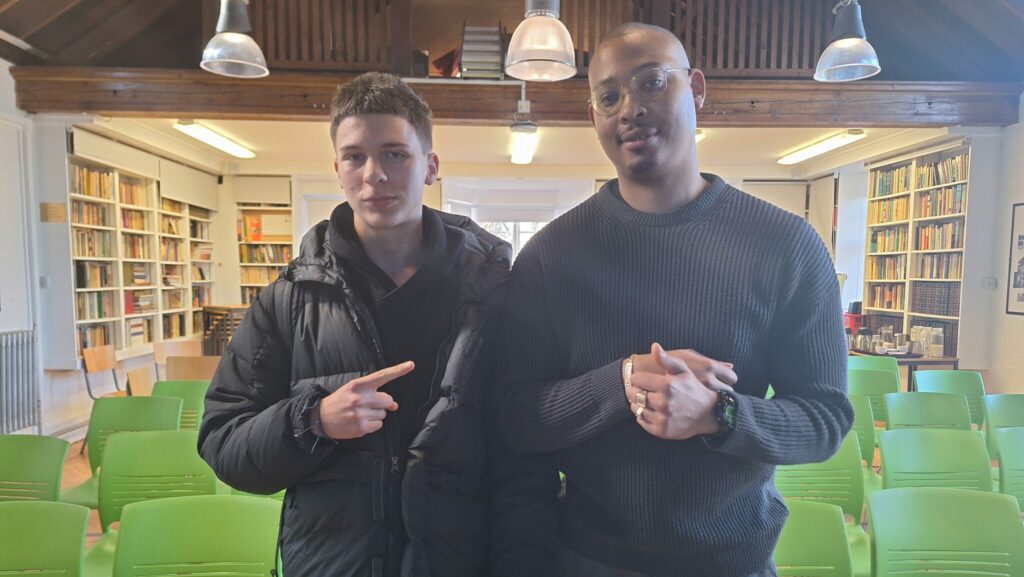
[0,60,33,333]
[988,96,1024,393]
[834,164,869,309]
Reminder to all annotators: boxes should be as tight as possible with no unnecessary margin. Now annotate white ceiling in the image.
[124,118,915,169]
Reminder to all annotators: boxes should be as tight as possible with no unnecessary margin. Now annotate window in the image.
[480,221,548,260]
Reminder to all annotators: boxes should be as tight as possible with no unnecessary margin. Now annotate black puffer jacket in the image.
[199,209,558,577]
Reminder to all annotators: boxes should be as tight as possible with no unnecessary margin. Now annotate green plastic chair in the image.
[848,395,881,495]
[883,392,971,431]
[868,488,1024,577]
[996,427,1024,508]
[0,434,69,502]
[774,500,853,577]
[914,370,986,429]
[84,430,220,576]
[848,369,900,426]
[151,380,210,431]
[0,501,90,577]
[983,394,1024,461]
[775,434,869,577]
[848,355,899,376]
[61,396,182,509]
[879,428,992,492]
[111,495,281,577]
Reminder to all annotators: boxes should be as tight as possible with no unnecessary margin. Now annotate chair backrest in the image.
[0,501,90,576]
[775,434,864,520]
[112,495,281,577]
[84,396,183,474]
[883,392,971,431]
[996,427,1024,509]
[914,370,986,428]
[165,355,220,381]
[774,500,853,577]
[848,394,876,465]
[879,428,992,492]
[984,394,1024,460]
[153,339,203,365]
[151,380,210,432]
[98,430,218,532]
[83,344,117,374]
[868,488,1024,577]
[0,434,69,502]
[848,355,899,376]
[848,369,900,424]
[126,367,155,396]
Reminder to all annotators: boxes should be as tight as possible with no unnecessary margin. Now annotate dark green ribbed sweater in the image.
[493,174,853,577]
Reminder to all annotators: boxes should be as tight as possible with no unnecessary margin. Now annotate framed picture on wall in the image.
[1007,202,1024,315]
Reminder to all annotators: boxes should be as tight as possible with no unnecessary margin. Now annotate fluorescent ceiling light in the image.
[695,129,706,143]
[173,121,255,159]
[510,121,540,164]
[777,129,866,165]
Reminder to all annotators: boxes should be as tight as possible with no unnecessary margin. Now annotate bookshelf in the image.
[237,204,293,305]
[36,125,219,369]
[863,144,970,357]
[189,204,214,336]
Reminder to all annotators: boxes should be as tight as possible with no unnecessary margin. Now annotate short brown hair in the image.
[329,72,433,151]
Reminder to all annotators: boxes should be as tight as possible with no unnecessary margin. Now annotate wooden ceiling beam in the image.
[938,0,1024,64]
[51,0,180,65]
[10,66,1022,127]
[0,35,40,64]
[0,0,20,16]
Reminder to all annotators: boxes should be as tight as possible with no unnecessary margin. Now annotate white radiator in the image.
[0,330,38,433]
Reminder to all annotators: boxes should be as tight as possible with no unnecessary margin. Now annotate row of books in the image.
[122,236,151,260]
[162,272,184,287]
[72,165,114,200]
[79,325,112,350]
[240,245,292,263]
[867,254,907,280]
[124,290,156,315]
[916,221,963,251]
[163,313,186,339]
[917,154,968,188]
[76,262,114,288]
[870,227,908,253]
[867,283,905,310]
[127,317,153,347]
[917,185,965,218]
[124,263,152,286]
[192,286,211,308]
[162,198,185,214]
[160,239,183,261]
[121,210,149,230]
[191,265,209,281]
[241,286,262,305]
[119,180,148,207]
[76,291,116,320]
[238,213,292,242]
[73,229,114,258]
[190,221,210,240]
[241,267,283,284]
[870,164,912,197]
[191,245,213,261]
[164,290,186,309]
[72,200,110,227]
[911,282,961,317]
[162,216,182,235]
[868,197,910,225]
[916,253,962,279]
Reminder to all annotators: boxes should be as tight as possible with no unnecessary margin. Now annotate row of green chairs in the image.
[775,488,1024,577]
[0,495,280,577]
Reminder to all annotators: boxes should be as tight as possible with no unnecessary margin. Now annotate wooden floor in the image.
[62,439,103,544]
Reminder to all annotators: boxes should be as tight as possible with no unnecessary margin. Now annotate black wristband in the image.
[705,390,738,444]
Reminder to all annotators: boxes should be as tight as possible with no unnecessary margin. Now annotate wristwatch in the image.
[705,390,738,444]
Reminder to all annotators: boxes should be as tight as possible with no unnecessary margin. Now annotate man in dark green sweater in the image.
[493,23,853,577]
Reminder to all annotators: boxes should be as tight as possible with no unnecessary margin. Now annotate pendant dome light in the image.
[814,0,880,83]
[505,0,577,82]
[201,0,269,79]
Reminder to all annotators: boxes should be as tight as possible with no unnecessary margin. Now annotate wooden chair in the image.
[153,340,203,380]
[166,355,221,381]
[82,345,126,400]
[126,367,156,396]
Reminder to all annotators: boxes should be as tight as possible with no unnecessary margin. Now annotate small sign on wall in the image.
[39,203,67,223]
[1007,202,1024,315]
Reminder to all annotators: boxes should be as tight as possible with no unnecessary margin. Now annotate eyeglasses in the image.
[589,67,690,117]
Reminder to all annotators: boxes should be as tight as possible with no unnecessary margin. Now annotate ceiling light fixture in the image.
[510,121,540,164]
[777,129,866,165]
[695,129,706,143]
[173,121,255,159]
[814,0,880,82]
[505,0,577,82]
[200,0,269,79]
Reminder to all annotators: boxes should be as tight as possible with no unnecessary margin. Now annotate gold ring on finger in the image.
[635,406,644,419]
[635,390,647,409]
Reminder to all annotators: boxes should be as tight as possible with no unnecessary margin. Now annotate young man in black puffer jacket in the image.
[199,72,558,577]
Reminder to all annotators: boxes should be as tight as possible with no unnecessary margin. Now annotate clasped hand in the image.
[626,344,737,440]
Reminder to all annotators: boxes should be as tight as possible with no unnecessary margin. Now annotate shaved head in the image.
[589,23,690,86]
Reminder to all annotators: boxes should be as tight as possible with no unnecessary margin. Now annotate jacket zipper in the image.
[418,303,466,422]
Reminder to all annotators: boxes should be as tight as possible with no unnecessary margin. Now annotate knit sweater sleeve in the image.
[492,240,631,453]
[712,225,854,465]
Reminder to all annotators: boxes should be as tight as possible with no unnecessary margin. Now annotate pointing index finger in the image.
[352,361,415,390]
